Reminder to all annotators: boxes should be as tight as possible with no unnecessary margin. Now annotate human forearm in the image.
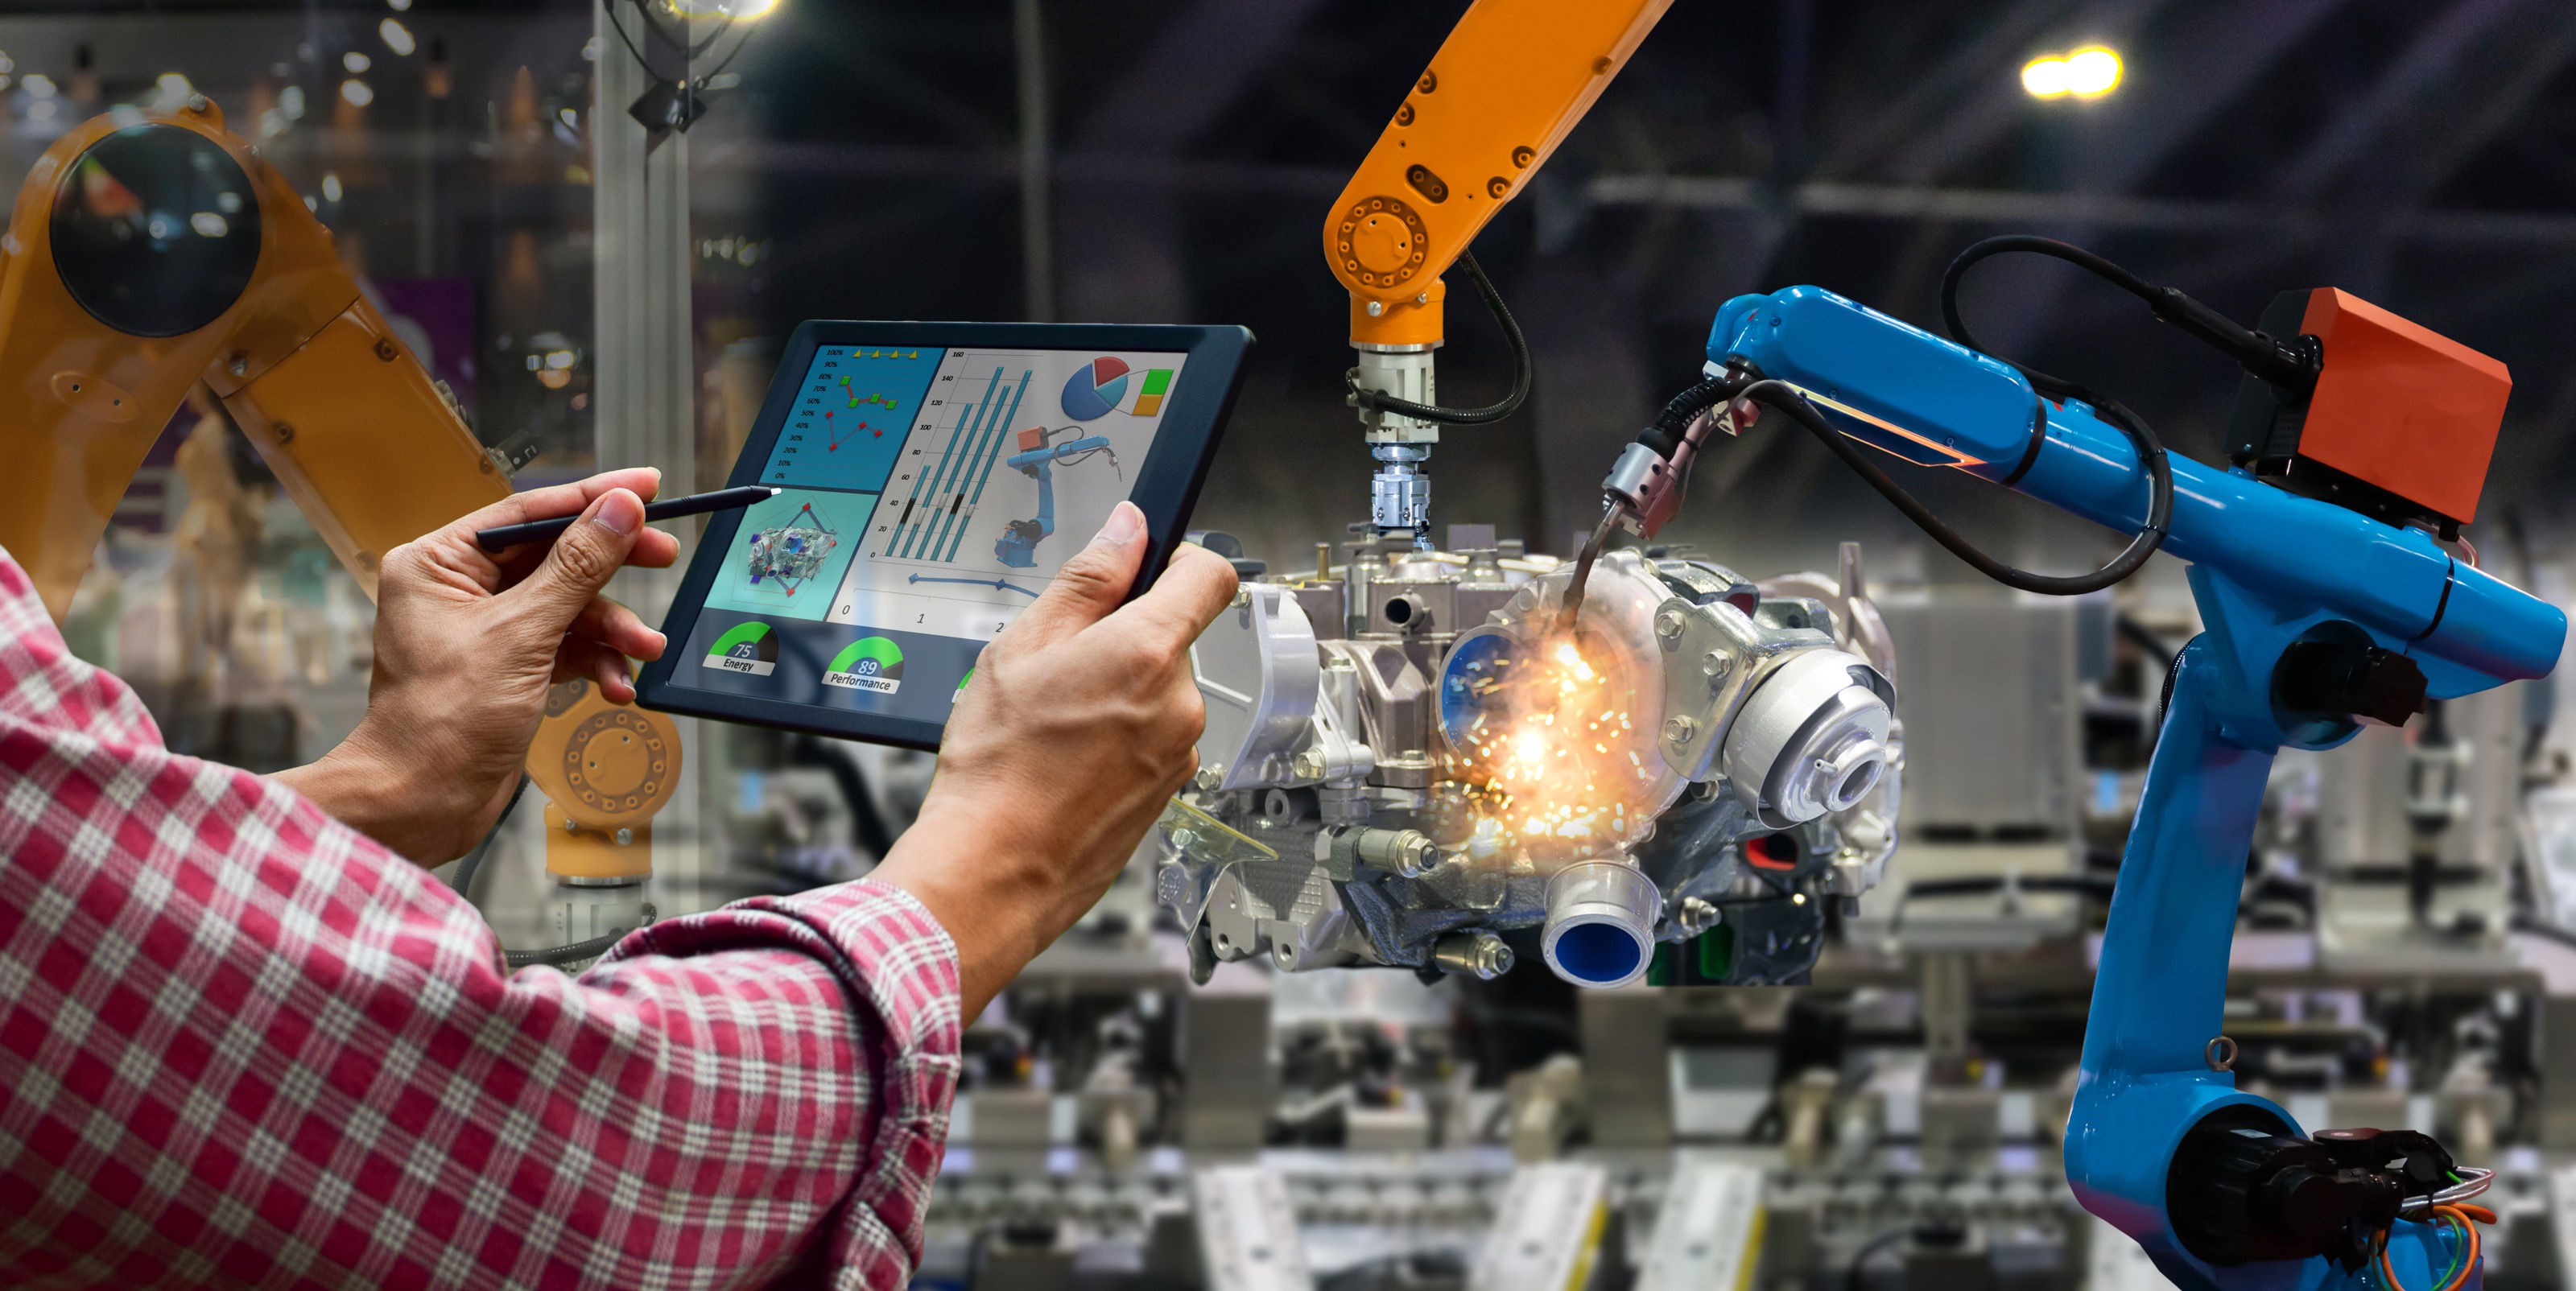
[270,720,492,864]
[863,507,1233,1018]
[872,808,1130,1018]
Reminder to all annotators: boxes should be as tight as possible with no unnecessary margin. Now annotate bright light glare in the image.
[23,73,56,98]
[320,171,344,202]
[344,51,372,73]
[666,0,781,18]
[2023,46,2121,98]
[189,212,228,237]
[380,19,417,56]
[387,0,414,10]
[155,72,192,107]
[2065,47,2122,95]
[340,78,374,107]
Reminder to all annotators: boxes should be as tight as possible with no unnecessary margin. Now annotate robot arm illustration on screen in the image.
[993,425,1119,569]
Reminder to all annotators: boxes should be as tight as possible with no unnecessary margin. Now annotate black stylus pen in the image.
[475,485,781,553]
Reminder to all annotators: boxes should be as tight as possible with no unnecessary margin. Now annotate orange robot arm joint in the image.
[1323,0,1672,349]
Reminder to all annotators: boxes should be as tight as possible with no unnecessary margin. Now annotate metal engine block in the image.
[1160,532,1903,988]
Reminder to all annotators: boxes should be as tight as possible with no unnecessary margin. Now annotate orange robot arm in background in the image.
[0,99,676,876]
[1323,0,1670,350]
[1318,0,1670,546]
[0,97,509,620]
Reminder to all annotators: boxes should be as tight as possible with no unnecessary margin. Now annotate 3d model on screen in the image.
[995,425,1119,569]
[745,502,840,595]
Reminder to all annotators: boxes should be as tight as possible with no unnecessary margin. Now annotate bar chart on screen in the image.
[877,357,1035,566]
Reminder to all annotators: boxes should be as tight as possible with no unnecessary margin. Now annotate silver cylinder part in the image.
[1370,448,1431,540]
[1352,346,1439,443]
[1540,859,1659,988]
[1719,649,1893,829]
[1433,930,1515,980]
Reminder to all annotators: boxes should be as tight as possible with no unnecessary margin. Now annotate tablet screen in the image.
[667,342,1191,724]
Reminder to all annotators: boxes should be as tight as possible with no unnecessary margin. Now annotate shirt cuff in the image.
[608,880,964,1273]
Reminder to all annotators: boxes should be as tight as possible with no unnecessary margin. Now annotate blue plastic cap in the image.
[1706,294,1771,365]
[1554,922,1644,984]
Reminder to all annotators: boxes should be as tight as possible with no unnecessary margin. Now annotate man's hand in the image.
[276,470,679,864]
[872,501,1237,1015]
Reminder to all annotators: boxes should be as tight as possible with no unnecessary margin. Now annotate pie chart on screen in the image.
[1060,357,1130,421]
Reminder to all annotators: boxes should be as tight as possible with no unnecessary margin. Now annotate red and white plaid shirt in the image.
[0,550,962,1289]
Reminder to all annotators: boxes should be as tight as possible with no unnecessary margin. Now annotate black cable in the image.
[1740,379,2173,596]
[2116,613,2177,672]
[504,931,630,970]
[1638,376,1739,458]
[1939,234,2318,393]
[692,18,766,85]
[2157,633,2200,734]
[1346,250,1531,425]
[2512,915,2576,951]
[601,2,655,79]
[789,736,897,861]
[448,773,530,900]
[1847,1231,1905,1291]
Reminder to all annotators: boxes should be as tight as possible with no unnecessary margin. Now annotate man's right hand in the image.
[871,501,1236,1015]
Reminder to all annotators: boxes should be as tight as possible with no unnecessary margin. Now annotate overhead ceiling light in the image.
[344,51,372,73]
[380,18,416,56]
[666,0,781,19]
[2023,46,2122,99]
[340,78,374,107]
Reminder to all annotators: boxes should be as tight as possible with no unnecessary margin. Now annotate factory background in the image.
[13,0,2576,1287]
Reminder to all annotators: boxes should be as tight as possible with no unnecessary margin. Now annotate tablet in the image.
[637,321,1253,749]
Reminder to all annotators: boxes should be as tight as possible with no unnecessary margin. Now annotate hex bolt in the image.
[1665,716,1698,744]
[1433,931,1514,980]
[1703,650,1733,680]
[1656,608,1689,641]
[1678,896,1719,935]
[1353,827,1439,878]
[1194,765,1225,791]
[1293,747,1327,780]
[614,827,634,847]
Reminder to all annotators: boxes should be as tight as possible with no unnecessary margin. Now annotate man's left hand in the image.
[276,469,679,864]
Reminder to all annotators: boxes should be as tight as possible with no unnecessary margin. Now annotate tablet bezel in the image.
[636,320,1253,749]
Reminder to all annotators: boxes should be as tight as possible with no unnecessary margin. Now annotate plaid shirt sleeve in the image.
[0,549,962,1290]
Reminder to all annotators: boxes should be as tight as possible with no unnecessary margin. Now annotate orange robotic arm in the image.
[1320,0,1670,543]
[0,98,676,885]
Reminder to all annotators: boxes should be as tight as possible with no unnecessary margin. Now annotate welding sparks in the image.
[1454,629,1665,864]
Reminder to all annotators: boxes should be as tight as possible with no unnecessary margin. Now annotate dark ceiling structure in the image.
[740,0,2576,577]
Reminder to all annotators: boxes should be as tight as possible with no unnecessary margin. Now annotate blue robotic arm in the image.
[1639,277,2558,1289]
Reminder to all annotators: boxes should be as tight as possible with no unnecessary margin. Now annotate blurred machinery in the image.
[2306,687,2529,971]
